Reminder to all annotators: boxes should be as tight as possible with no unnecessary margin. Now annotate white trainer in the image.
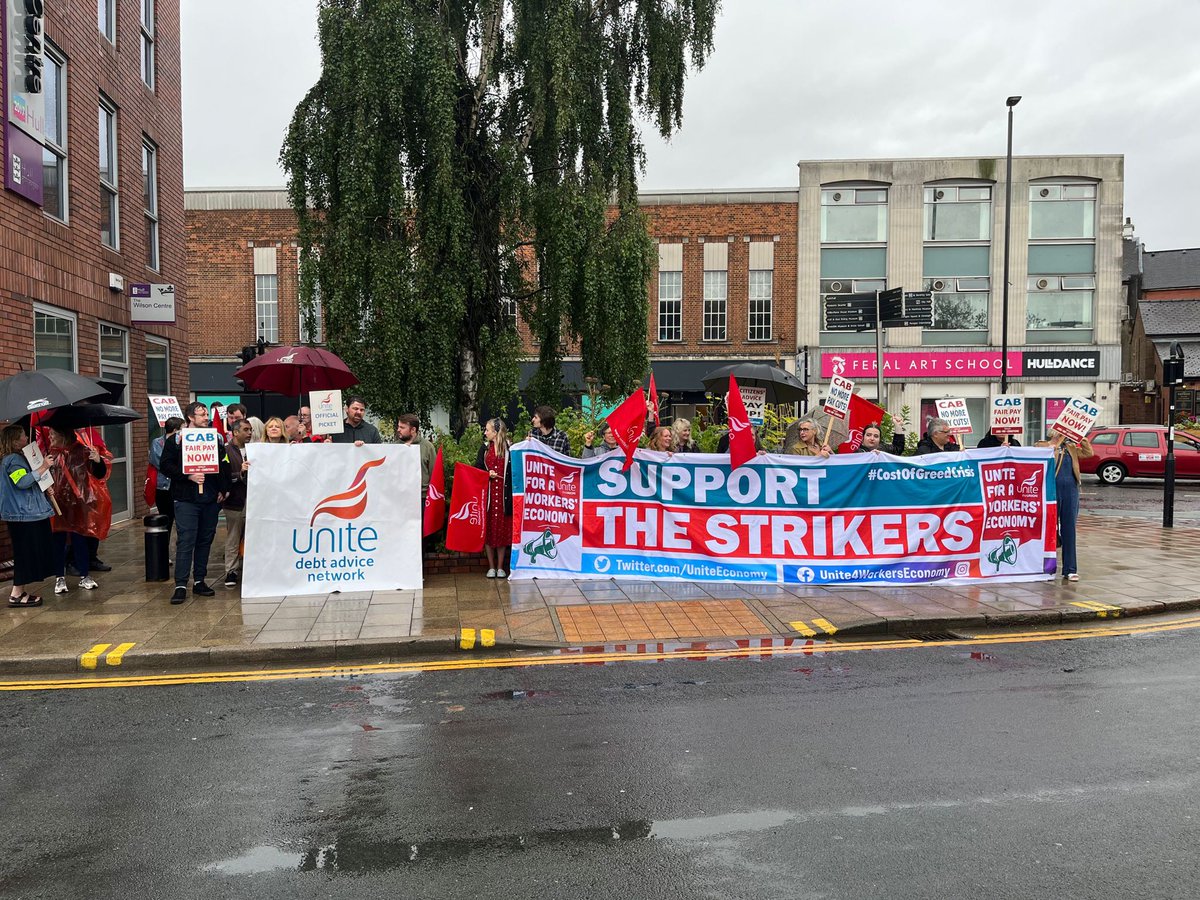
[497,570,508,579]
[54,577,68,594]
[485,568,497,579]
[79,577,99,590]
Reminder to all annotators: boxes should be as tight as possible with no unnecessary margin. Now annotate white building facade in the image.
[797,155,1124,441]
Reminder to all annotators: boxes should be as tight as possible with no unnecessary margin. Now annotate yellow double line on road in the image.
[4,614,1200,693]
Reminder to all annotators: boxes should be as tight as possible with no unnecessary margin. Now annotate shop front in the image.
[816,347,1113,445]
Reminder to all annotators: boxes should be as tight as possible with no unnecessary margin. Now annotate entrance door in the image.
[99,325,131,522]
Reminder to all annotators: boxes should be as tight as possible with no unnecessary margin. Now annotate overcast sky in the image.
[182,0,1200,250]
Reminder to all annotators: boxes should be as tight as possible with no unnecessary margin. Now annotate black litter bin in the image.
[144,513,170,581]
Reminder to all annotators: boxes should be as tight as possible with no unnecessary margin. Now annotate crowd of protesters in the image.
[1,394,1089,607]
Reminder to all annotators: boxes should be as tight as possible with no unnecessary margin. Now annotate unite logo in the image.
[425,482,444,503]
[279,351,300,364]
[449,499,483,526]
[292,458,386,556]
[728,414,748,434]
[310,458,386,525]
[1018,472,1040,497]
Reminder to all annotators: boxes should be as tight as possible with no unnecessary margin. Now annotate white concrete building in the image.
[797,155,1123,441]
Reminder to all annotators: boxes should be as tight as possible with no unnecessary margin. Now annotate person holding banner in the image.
[670,418,699,453]
[475,418,513,579]
[531,406,572,456]
[0,425,55,607]
[647,426,674,453]
[158,402,232,604]
[783,419,831,457]
[915,419,962,455]
[1037,432,1094,582]
[582,423,621,459]
[221,419,253,588]
[857,422,906,455]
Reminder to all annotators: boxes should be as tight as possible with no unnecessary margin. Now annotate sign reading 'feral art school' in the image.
[507,441,1059,586]
[241,444,423,597]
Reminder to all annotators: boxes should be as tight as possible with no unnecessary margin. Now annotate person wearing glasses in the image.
[784,418,832,457]
[914,418,962,455]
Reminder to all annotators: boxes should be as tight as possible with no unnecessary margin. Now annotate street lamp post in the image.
[1163,342,1185,528]
[1000,96,1021,395]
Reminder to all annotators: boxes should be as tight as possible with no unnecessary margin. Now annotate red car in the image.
[1080,425,1200,484]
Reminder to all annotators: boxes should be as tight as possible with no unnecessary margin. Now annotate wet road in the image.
[1085,477,1200,522]
[3,625,1200,899]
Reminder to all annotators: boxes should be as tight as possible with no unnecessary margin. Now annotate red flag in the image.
[423,446,446,537]
[726,376,755,470]
[445,463,488,553]
[648,372,660,427]
[836,394,887,454]
[605,390,647,471]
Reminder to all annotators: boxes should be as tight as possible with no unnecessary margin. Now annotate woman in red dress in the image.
[475,418,513,578]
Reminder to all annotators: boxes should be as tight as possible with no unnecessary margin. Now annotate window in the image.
[926,277,989,331]
[749,270,773,341]
[1027,181,1096,339]
[657,270,682,342]
[99,98,118,249]
[1026,276,1094,329]
[702,271,727,342]
[298,250,326,342]
[140,0,155,88]
[821,187,887,243]
[1090,432,1118,445]
[254,246,279,342]
[98,0,115,42]
[1029,182,1095,240]
[146,337,169,439]
[43,45,67,222]
[142,139,159,269]
[1124,431,1160,449]
[924,185,991,241]
[34,306,77,371]
[256,274,279,343]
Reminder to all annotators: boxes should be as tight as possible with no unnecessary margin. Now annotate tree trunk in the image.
[457,341,481,431]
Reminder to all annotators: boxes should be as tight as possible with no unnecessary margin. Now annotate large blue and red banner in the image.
[508,441,1058,585]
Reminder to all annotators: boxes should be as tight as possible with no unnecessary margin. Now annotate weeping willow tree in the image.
[282,0,719,426]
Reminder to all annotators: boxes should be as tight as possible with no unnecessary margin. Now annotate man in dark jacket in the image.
[914,418,962,455]
[221,419,252,588]
[159,402,233,603]
[977,430,1021,448]
[329,397,382,445]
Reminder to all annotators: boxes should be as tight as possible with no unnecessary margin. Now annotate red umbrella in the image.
[233,346,358,396]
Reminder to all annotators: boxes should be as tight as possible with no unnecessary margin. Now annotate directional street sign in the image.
[824,292,877,332]
[878,286,904,322]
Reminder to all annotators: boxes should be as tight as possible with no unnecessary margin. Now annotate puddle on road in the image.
[199,809,800,875]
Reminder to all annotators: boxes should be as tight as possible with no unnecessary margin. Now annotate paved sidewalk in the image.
[1,513,1197,674]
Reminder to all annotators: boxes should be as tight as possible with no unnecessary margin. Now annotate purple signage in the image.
[5,121,41,204]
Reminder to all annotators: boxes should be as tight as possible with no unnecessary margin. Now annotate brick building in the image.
[1,0,187,559]
[185,188,800,424]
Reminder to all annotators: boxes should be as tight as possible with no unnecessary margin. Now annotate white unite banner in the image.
[241,443,424,598]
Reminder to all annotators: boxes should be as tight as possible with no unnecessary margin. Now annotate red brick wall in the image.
[641,202,797,361]
[1,2,187,569]
[187,206,303,357]
[187,198,799,365]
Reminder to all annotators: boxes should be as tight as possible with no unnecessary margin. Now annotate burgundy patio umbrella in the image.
[233,346,358,396]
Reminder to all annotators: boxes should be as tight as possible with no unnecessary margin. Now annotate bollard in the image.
[143,513,170,582]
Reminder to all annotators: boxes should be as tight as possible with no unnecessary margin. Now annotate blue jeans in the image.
[174,501,220,588]
[54,532,89,578]
[1056,469,1080,577]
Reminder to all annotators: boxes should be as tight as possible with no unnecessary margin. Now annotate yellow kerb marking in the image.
[105,643,136,666]
[80,644,111,670]
[812,618,838,635]
[480,629,496,648]
[789,621,817,637]
[459,628,476,650]
[9,614,1200,694]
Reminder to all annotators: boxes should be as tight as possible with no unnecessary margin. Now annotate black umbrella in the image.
[0,370,108,423]
[700,362,808,404]
[45,402,142,430]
